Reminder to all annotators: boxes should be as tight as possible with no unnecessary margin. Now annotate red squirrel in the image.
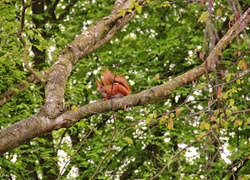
[96,69,131,100]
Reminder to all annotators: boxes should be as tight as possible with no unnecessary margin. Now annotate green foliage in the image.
[1,0,250,179]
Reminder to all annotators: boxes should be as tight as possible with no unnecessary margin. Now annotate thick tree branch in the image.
[0,3,249,154]
[41,0,144,119]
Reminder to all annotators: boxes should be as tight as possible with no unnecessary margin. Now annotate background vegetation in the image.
[0,0,250,179]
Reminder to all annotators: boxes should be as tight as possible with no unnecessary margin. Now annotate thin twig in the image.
[150,130,212,180]
[205,129,221,169]
[17,0,45,83]
[89,117,117,180]
[89,65,119,180]
[57,128,94,179]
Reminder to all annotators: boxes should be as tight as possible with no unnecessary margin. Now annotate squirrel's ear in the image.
[104,68,111,74]
[99,79,104,85]
[96,80,99,85]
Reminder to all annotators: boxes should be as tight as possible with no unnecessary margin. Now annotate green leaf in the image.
[229,14,234,21]
[225,73,232,82]
[197,132,206,140]
[211,124,219,129]
[167,157,173,168]
[176,107,185,117]
[226,109,232,116]
[123,137,133,145]
[198,11,209,23]
[170,113,175,118]
[71,105,78,112]
[238,60,247,71]
[118,9,126,17]
[216,8,222,16]
[146,113,157,125]
[161,1,170,7]
[197,83,205,89]
[234,119,243,127]
[166,118,174,130]
[160,115,168,124]
[200,120,210,130]
[200,112,205,117]
[239,174,250,180]
[135,5,142,14]
[228,99,235,106]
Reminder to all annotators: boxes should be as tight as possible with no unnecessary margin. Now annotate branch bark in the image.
[0,3,249,154]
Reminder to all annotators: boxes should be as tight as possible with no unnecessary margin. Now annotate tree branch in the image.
[41,0,144,119]
[0,75,38,106]
[206,6,250,70]
[17,0,46,83]
[0,3,249,154]
[150,130,213,180]
[0,0,140,107]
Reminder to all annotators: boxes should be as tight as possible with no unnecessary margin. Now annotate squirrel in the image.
[96,69,131,100]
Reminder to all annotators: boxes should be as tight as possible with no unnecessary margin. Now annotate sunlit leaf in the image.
[216,8,222,16]
[160,115,168,124]
[228,99,235,106]
[176,107,185,117]
[229,14,235,21]
[225,73,232,82]
[197,132,206,140]
[123,137,133,145]
[161,1,170,7]
[198,11,209,23]
[71,105,78,112]
[200,120,210,130]
[166,118,174,130]
[238,60,247,71]
[135,5,142,14]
